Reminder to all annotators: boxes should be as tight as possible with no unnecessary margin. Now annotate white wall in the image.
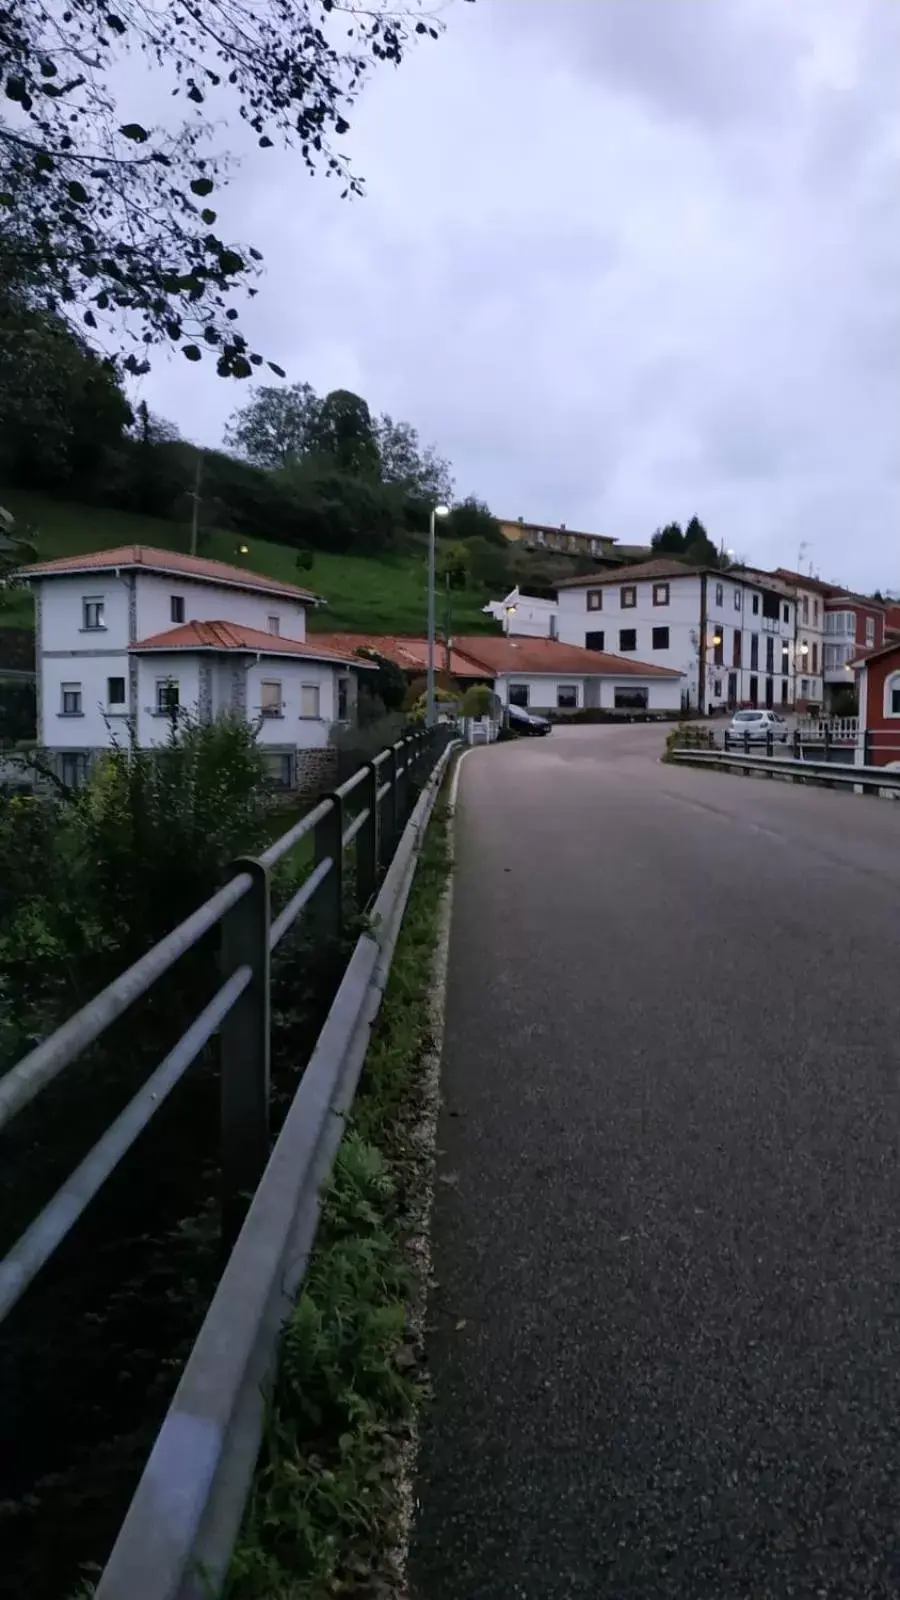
[245,658,336,750]
[556,572,795,710]
[134,572,307,641]
[135,655,202,747]
[40,574,131,651]
[493,672,681,712]
[41,653,131,748]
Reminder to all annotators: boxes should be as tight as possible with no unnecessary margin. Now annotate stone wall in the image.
[294,746,338,800]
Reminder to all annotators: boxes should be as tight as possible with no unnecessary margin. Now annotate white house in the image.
[555,559,796,713]
[450,634,683,714]
[482,587,559,638]
[773,568,829,712]
[20,544,374,787]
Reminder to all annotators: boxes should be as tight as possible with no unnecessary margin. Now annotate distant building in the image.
[482,587,559,638]
[498,517,620,563]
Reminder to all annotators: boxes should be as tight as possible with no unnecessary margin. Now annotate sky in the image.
[135,0,900,591]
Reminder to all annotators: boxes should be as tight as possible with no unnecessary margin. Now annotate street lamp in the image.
[427,504,450,727]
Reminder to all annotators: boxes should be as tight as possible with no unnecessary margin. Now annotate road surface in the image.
[410,725,900,1600]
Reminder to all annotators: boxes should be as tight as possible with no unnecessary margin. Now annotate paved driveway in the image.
[410,725,900,1599]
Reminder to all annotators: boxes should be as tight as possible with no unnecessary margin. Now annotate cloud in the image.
[136,0,900,590]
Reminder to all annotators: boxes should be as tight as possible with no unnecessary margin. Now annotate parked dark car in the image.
[506,704,551,737]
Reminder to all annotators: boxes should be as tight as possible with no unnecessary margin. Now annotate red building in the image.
[823,592,886,708]
[853,638,900,767]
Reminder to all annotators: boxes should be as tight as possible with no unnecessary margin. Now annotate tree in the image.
[225,382,322,468]
[1,2,461,376]
[437,541,470,591]
[354,649,406,712]
[465,536,513,592]
[375,414,453,503]
[307,388,380,476]
[683,516,721,567]
[446,496,503,545]
[651,522,685,554]
[0,507,38,613]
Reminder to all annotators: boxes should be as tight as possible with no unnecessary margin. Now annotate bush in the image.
[461,683,495,717]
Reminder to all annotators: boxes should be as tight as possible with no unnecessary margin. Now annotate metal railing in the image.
[0,723,455,1597]
[669,743,900,796]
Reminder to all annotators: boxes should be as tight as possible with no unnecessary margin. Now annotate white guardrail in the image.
[669,746,900,796]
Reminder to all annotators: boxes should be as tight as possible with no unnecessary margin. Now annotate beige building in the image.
[499,517,619,563]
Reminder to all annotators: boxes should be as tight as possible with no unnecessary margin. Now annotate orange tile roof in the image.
[19,545,318,603]
[451,634,681,678]
[554,557,706,589]
[312,632,486,678]
[130,620,374,667]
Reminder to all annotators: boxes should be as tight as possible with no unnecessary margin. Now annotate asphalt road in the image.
[409,726,900,1600]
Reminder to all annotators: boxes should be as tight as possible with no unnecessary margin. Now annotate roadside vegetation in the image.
[227,800,451,1598]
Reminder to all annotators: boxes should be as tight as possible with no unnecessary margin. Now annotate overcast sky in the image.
[136,0,900,590]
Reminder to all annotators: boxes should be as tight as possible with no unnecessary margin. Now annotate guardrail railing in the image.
[669,744,900,796]
[0,723,454,1596]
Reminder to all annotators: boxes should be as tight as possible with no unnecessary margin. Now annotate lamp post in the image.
[426,503,450,727]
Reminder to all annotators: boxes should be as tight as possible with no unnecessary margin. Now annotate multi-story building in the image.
[772,569,829,712]
[823,591,886,708]
[555,559,796,713]
[19,544,372,787]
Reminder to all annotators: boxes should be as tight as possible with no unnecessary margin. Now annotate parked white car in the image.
[726,710,789,744]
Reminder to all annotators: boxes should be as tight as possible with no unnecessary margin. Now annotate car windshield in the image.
[734,712,762,722]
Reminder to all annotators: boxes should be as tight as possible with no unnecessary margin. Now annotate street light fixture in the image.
[426,504,450,728]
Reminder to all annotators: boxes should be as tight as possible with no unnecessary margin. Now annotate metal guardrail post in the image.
[864,728,872,765]
[766,729,773,758]
[793,728,801,759]
[381,745,398,872]
[356,762,379,913]
[824,726,831,762]
[313,793,344,945]
[744,729,750,756]
[397,737,410,829]
[220,858,271,1248]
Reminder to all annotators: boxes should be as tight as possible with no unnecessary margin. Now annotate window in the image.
[781,678,789,705]
[614,686,648,710]
[300,683,321,718]
[802,596,809,623]
[82,596,105,631]
[712,626,724,667]
[800,678,809,696]
[814,599,820,623]
[60,752,86,789]
[713,680,722,698]
[734,589,742,611]
[267,615,281,635]
[783,603,790,624]
[620,585,637,609]
[812,642,818,673]
[107,676,126,706]
[156,678,179,715]
[652,583,670,607]
[766,637,774,673]
[888,674,900,717]
[752,595,759,615]
[170,595,185,623]
[585,630,605,652]
[509,683,529,708]
[61,682,82,715]
[749,675,758,706]
[651,626,669,650]
[866,615,875,645]
[732,630,742,668]
[715,582,724,607]
[557,684,578,710]
[750,634,759,670]
[781,643,790,672]
[618,628,637,652]
[337,677,349,720]
[586,590,603,612]
[263,752,293,787]
[260,680,282,716]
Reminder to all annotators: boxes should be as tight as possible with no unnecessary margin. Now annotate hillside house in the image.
[19,545,374,788]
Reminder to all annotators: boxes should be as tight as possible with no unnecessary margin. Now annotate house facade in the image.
[555,560,796,713]
[21,545,372,788]
[316,631,684,714]
[852,638,900,767]
[498,517,620,563]
[773,569,828,712]
[824,592,886,708]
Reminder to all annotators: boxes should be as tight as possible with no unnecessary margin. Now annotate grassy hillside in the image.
[0,488,496,637]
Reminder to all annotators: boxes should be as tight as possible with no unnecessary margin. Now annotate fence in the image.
[668,742,900,797]
[0,723,455,1598]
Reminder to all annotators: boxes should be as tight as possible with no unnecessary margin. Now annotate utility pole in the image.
[189,449,204,557]
[443,571,452,674]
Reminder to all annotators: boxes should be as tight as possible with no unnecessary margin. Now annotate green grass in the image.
[225,796,451,1598]
[0,488,494,637]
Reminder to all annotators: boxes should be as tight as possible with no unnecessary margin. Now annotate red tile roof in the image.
[19,545,318,603]
[130,620,374,667]
[451,635,681,678]
[554,557,705,589]
[312,632,486,678]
